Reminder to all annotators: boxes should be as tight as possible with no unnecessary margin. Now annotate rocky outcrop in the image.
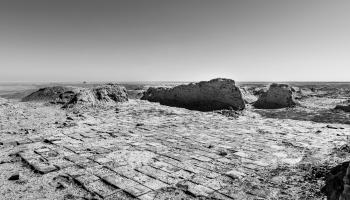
[322,162,350,200]
[141,78,245,111]
[22,84,128,107]
[253,83,296,109]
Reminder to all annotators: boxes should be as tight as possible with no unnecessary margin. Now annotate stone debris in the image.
[141,78,245,111]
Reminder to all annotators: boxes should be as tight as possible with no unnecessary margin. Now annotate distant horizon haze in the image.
[0,0,349,82]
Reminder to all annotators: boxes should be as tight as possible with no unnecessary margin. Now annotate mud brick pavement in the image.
[2,100,350,199]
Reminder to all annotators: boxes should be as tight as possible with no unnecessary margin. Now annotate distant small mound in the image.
[141,78,245,111]
[253,83,297,109]
[22,84,128,108]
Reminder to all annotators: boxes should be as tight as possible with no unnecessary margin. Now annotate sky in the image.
[0,0,349,82]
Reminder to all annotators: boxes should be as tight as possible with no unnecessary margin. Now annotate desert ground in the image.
[1,82,350,200]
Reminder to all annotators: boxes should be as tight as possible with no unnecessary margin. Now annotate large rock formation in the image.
[64,84,128,107]
[322,161,350,200]
[141,78,245,111]
[22,84,128,107]
[253,83,296,109]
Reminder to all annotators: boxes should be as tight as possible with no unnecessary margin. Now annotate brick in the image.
[192,175,233,191]
[85,180,118,198]
[39,150,59,158]
[171,169,193,180]
[105,190,136,200]
[136,165,178,185]
[75,174,100,186]
[63,165,87,178]
[29,159,58,174]
[137,191,158,200]
[16,138,33,145]
[77,160,99,168]
[86,166,115,177]
[176,181,214,197]
[49,158,74,169]
[149,161,181,173]
[102,173,151,197]
[114,166,168,190]
[64,155,90,164]
[191,154,212,162]
[209,192,234,200]
[19,151,41,161]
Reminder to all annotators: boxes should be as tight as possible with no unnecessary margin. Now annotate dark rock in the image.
[322,162,350,200]
[141,78,245,111]
[8,173,20,181]
[335,105,350,112]
[253,83,297,109]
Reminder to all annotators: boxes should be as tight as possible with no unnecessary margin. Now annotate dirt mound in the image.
[22,86,82,104]
[22,84,128,107]
[253,83,297,109]
[141,78,245,111]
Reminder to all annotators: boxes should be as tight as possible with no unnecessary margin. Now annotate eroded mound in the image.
[22,84,128,108]
[253,83,297,109]
[141,78,245,111]
[22,86,81,104]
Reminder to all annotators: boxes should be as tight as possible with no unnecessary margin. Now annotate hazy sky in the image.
[0,0,349,82]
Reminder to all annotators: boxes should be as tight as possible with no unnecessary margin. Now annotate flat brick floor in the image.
[1,99,350,199]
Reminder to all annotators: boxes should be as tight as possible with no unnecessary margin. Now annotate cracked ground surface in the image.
[1,97,350,200]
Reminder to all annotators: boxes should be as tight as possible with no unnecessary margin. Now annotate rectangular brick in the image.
[49,158,74,169]
[86,166,115,177]
[75,174,100,186]
[136,165,178,185]
[102,173,151,197]
[176,180,214,197]
[28,159,58,174]
[85,180,118,198]
[63,165,87,178]
[149,161,181,173]
[114,166,168,190]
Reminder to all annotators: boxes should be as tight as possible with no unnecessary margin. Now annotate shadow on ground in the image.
[255,108,350,125]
